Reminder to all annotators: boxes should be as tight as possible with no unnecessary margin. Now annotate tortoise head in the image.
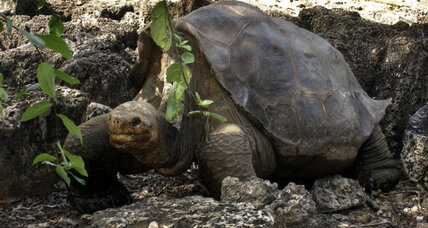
[107,101,159,156]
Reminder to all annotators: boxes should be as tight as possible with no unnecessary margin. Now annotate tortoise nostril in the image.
[111,119,121,126]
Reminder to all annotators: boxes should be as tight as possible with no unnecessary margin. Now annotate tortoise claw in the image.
[363,168,400,192]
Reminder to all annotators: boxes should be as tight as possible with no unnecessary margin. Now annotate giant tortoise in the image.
[64,1,400,212]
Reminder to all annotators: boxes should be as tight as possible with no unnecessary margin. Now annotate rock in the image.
[91,196,274,227]
[0,0,14,13]
[221,176,279,208]
[0,0,138,202]
[418,223,428,228]
[267,182,317,228]
[85,102,112,121]
[91,180,317,227]
[401,103,428,189]
[59,35,137,108]
[298,7,428,156]
[0,86,88,202]
[310,175,366,213]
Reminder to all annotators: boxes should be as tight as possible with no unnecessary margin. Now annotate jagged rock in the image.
[298,7,428,156]
[310,175,366,213]
[91,196,274,227]
[0,0,14,13]
[267,182,317,228]
[401,103,428,189]
[85,102,112,121]
[0,86,87,202]
[59,36,136,108]
[221,176,279,208]
[0,0,139,201]
[90,180,317,227]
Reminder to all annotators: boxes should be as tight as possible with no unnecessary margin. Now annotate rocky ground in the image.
[0,0,427,227]
[1,167,428,227]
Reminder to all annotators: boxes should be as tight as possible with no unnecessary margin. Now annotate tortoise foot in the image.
[363,168,400,192]
[68,184,132,213]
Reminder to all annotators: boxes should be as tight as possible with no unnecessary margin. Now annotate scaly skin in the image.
[108,101,181,170]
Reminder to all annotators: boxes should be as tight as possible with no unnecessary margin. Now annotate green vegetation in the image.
[150,0,226,122]
[0,3,87,187]
[0,0,225,189]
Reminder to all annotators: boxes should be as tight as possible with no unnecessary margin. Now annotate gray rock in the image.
[267,182,317,228]
[85,102,112,121]
[59,34,136,108]
[299,7,428,156]
[310,175,366,213]
[401,103,428,189]
[0,0,14,13]
[0,86,87,202]
[91,196,275,227]
[221,176,279,208]
[0,0,138,202]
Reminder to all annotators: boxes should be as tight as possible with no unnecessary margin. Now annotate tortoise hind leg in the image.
[197,124,256,197]
[64,114,145,213]
[354,125,400,192]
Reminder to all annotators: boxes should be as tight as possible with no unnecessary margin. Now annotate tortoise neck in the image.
[155,115,194,176]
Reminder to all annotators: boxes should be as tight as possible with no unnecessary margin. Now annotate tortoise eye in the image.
[130,118,141,127]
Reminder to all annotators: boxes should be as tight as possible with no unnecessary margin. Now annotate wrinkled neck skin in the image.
[108,101,192,176]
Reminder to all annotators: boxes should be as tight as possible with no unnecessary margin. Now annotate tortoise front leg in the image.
[197,124,256,197]
[354,125,401,192]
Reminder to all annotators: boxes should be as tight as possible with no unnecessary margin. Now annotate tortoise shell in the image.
[175,1,390,156]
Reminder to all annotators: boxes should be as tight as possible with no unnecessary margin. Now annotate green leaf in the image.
[200,100,214,108]
[166,63,191,85]
[0,87,7,102]
[36,34,72,60]
[20,100,51,122]
[15,83,40,99]
[56,166,71,187]
[68,172,86,185]
[181,52,195,64]
[195,92,202,103]
[166,63,181,83]
[207,112,227,122]
[166,84,184,121]
[176,83,186,101]
[0,21,3,34]
[188,110,201,115]
[18,29,46,49]
[48,15,64,37]
[54,69,79,85]
[0,13,12,33]
[181,45,192,51]
[37,0,46,10]
[37,62,56,100]
[33,153,57,165]
[0,73,3,84]
[57,114,83,145]
[182,63,192,84]
[150,1,172,51]
[174,34,182,43]
[41,160,58,166]
[0,104,3,114]
[188,110,227,122]
[62,149,88,177]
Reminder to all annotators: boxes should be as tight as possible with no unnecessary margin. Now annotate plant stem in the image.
[162,0,208,118]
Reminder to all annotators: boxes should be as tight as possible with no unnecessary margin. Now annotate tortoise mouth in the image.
[109,129,151,144]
